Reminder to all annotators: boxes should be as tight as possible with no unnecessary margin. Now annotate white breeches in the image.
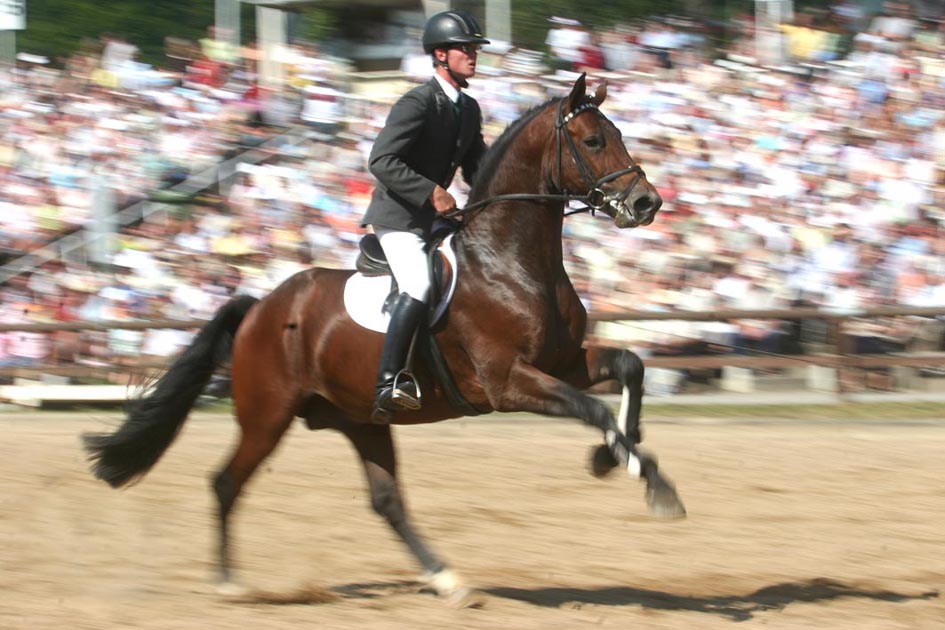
[375,228,431,302]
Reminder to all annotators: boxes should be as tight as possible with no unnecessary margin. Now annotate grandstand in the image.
[3,4,945,401]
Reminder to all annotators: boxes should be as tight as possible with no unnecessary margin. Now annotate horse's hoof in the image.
[425,569,485,608]
[216,580,250,599]
[645,483,687,520]
[589,444,619,478]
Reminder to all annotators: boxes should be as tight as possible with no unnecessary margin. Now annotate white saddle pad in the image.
[343,234,458,333]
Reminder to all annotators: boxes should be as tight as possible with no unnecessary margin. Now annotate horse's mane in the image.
[468,96,560,201]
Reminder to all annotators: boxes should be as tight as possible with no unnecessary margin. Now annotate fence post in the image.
[826,317,847,401]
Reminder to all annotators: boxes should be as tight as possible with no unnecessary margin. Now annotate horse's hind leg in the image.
[340,423,476,606]
[212,405,294,592]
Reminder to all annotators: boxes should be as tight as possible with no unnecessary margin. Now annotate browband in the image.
[558,102,599,127]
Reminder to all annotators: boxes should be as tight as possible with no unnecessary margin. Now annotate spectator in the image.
[868,1,918,50]
[545,17,591,71]
[576,31,607,72]
[4,14,945,393]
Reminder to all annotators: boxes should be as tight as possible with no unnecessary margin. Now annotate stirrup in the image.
[391,370,421,410]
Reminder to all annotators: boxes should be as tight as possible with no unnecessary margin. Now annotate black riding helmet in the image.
[421,9,490,54]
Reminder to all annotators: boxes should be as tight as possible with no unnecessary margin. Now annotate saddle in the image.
[355,230,451,314]
[353,225,484,418]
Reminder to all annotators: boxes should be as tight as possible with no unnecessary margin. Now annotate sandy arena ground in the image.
[0,410,942,630]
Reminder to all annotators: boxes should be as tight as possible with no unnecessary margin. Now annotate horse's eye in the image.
[583,136,602,150]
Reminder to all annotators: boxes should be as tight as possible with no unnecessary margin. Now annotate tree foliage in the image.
[18,0,214,65]
[17,0,846,68]
[297,6,338,43]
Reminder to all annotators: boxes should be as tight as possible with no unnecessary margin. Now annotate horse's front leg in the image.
[512,355,685,519]
[573,346,645,443]
[561,345,645,474]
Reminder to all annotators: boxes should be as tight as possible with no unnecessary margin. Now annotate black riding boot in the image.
[372,292,426,422]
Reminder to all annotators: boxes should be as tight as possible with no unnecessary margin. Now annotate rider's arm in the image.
[368,90,438,209]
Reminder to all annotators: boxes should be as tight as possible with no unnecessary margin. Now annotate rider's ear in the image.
[592,81,607,106]
[567,72,587,111]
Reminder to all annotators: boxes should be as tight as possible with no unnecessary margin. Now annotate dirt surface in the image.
[1,411,942,630]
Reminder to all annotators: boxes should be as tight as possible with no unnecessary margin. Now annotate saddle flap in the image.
[344,234,459,333]
[356,234,391,277]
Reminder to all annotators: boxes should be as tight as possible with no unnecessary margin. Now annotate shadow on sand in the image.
[483,578,939,622]
[228,577,938,620]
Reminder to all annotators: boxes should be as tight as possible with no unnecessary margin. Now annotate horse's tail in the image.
[82,295,259,488]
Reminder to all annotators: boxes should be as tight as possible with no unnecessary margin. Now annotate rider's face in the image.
[436,44,478,83]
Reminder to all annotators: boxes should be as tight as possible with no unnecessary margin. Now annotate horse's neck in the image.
[460,133,565,274]
[459,204,566,280]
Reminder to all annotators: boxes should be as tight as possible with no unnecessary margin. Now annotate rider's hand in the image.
[430,185,457,214]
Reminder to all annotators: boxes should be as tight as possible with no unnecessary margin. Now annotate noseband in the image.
[554,99,645,213]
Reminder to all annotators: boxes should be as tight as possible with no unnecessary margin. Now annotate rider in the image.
[362,9,490,421]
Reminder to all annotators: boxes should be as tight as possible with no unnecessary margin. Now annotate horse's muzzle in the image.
[613,192,661,228]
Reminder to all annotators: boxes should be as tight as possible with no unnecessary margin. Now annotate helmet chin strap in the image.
[435,56,468,89]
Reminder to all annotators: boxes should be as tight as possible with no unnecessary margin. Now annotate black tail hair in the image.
[82,295,259,488]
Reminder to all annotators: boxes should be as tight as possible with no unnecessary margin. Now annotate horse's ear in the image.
[568,72,587,110]
[592,81,607,106]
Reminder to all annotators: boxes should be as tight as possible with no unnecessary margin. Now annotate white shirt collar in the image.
[433,72,461,103]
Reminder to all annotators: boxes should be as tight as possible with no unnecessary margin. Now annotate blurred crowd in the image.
[2,2,945,391]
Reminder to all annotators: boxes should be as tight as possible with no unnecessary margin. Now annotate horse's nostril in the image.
[633,195,658,215]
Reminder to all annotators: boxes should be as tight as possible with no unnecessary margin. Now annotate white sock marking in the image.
[617,385,630,435]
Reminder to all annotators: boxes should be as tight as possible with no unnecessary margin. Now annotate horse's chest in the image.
[524,299,586,361]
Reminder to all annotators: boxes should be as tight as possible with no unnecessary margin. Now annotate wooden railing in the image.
[586,305,945,373]
[2,307,944,386]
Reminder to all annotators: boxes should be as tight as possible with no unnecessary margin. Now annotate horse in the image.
[83,73,686,604]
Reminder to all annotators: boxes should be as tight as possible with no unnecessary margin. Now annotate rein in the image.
[454,192,601,217]
[446,98,645,220]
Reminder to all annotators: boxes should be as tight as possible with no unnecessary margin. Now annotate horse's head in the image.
[554,74,661,228]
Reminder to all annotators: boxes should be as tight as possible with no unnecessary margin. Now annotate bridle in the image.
[450,97,646,218]
[553,99,646,215]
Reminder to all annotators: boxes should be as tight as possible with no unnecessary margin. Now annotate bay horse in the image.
[83,74,685,604]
